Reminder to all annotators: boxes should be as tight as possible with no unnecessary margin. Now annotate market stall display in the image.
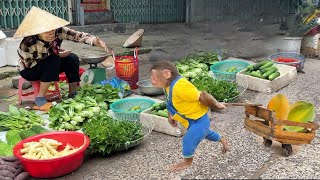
[13,131,90,178]
[192,74,247,102]
[237,63,297,94]
[175,51,219,82]
[209,59,250,81]
[268,52,305,72]
[82,112,153,155]
[48,97,105,131]
[75,83,120,105]
[0,105,45,131]
[110,97,156,121]
[243,60,280,80]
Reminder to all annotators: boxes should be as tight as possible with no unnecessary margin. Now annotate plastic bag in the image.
[100,77,133,98]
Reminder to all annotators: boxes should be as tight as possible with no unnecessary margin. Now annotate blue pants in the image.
[182,113,221,158]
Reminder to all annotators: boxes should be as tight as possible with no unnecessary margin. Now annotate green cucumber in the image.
[151,110,158,115]
[151,103,159,110]
[251,71,263,78]
[261,66,277,74]
[262,68,277,79]
[154,105,162,111]
[259,61,274,70]
[159,102,166,110]
[246,65,254,72]
[268,72,280,81]
[157,110,168,118]
[253,60,270,70]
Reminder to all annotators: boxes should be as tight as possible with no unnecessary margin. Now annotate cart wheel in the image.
[282,144,293,157]
[263,138,272,147]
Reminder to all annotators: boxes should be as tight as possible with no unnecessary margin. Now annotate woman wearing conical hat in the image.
[15,6,110,110]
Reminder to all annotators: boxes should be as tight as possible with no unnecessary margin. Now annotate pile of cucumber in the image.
[149,102,168,118]
[244,60,280,81]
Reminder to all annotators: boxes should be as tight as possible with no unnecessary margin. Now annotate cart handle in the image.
[224,103,262,107]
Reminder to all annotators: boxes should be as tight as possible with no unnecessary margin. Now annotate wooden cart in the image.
[244,105,319,156]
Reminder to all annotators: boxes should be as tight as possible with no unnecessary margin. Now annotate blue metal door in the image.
[111,0,186,23]
[0,0,69,29]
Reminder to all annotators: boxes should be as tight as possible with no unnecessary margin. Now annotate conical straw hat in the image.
[14,6,70,38]
[123,29,144,48]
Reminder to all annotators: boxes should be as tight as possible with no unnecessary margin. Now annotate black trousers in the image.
[20,53,80,83]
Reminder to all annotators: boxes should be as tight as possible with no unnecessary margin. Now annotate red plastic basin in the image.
[59,67,85,82]
[13,131,90,179]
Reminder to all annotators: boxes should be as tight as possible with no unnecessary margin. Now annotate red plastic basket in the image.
[114,48,139,89]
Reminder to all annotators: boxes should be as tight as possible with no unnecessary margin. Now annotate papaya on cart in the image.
[243,104,319,156]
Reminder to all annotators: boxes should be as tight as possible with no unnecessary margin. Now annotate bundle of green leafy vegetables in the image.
[0,105,44,131]
[192,75,240,102]
[82,109,144,155]
[186,51,220,66]
[76,84,120,104]
[48,97,106,131]
[175,51,220,81]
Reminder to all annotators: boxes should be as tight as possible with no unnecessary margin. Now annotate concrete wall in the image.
[84,11,114,25]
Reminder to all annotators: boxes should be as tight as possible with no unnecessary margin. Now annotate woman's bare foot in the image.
[220,137,230,154]
[168,158,193,172]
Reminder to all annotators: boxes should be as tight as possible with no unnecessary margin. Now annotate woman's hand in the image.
[95,38,111,53]
[59,49,71,58]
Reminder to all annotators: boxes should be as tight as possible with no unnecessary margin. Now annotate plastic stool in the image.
[18,77,62,105]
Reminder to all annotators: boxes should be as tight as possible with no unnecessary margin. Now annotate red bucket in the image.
[59,68,85,82]
[114,48,139,89]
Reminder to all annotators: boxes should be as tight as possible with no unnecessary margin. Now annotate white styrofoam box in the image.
[236,64,297,94]
[0,38,6,48]
[140,108,187,137]
[5,37,22,66]
[0,30,6,40]
[0,48,7,67]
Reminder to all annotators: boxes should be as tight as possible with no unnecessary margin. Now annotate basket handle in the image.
[111,49,116,60]
[134,47,139,59]
[111,48,139,61]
